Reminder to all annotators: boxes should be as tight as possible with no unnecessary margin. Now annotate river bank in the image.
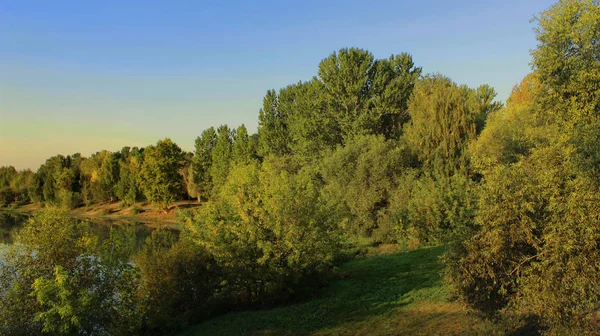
[1,200,202,228]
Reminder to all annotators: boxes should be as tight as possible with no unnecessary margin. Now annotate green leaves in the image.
[1,210,141,335]
[190,157,340,305]
[533,0,600,123]
[140,138,186,211]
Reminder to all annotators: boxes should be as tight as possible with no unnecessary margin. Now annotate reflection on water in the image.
[0,211,179,252]
[0,211,24,244]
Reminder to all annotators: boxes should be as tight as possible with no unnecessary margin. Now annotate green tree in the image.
[532,0,600,122]
[115,147,144,206]
[232,124,253,164]
[140,138,186,212]
[134,228,218,334]
[190,158,340,305]
[0,209,140,335]
[191,127,217,202]
[403,75,480,178]
[209,125,233,194]
[257,90,291,157]
[320,135,415,240]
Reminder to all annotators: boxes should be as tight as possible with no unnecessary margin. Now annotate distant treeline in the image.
[2,0,600,334]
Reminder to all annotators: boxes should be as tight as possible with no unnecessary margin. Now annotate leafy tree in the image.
[318,48,377,138]
[532,0,600,122]
[257,90,291,157]
[283,79,340,164]
[0,209,140,335]
[365,53,422,139]
[471,84,503,134]
[232,124,253,164]
[447,3,600,333]
[318,48,422,140]
[140,138,186,212]
[403,75,481,178]
[257,48,421,162]
[320,135,415,240]
[0,166,30,206]
[134,228,218,334]
[209,125,233,194]
[191,127,217,202]
[115,147,144,206]
[190,157,340,305]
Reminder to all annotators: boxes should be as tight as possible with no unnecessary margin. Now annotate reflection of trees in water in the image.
[0,227,12,244]
[0,212,28,244]
[0,211,178,252]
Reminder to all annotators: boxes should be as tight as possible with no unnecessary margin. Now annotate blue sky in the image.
[1,0,555,170]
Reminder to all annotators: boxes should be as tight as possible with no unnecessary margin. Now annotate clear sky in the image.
[1,0,556,170]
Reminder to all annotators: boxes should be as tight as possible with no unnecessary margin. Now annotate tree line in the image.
[1,0,599,334]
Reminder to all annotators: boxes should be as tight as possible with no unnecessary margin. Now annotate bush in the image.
[135,228,219,334]
[189,158,341,306]
[0,209,140,335]
[320,135,416,241]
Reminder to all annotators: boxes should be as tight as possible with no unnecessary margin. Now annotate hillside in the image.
[180,247,501,336]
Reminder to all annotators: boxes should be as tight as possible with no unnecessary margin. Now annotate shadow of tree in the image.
[182,247,447,336]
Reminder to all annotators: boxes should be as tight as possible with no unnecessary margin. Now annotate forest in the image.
[1,0,600,334]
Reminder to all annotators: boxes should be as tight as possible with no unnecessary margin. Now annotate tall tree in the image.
[191,127,217,202]
[140,138,185,212]
[403,75,480,178]
[371,53,422,139]
[532,0,600,122]
[209,125,233,194]
[232,124,252,164]
[257,90,290,157]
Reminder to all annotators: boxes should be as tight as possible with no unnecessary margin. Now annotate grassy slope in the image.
[180,247,501,336]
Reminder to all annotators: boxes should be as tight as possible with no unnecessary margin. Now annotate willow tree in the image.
[404,75,479,178]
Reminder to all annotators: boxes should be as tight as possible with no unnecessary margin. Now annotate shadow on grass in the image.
[181,246,446,336]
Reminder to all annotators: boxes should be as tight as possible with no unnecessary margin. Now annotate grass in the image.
[180,247,500,336]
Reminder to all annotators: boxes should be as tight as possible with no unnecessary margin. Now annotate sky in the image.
[1,0,556,170]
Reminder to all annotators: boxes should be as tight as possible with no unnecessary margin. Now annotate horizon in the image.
[1,0,555,170]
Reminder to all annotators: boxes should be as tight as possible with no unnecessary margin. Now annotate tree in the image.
[446,2,600,332]
[232,124,253,164]
[190,157,340,305]
[0,209,140,335]
[140,138,185,212]
[283,79,341,164]
[369,53,422,139]
[257,90,291,157]
[134,229,218,334]
[115,147,144,206]
[318,48,422,140]
[320,135,416,240]
[209,125,233,194]
[532,0,600,122]
[403,75,481,178]
[191,127,217,202]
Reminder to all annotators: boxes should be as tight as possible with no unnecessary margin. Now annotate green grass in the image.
[180,247,500,336]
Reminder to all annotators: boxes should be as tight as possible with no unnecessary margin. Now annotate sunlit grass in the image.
[180,247,500,336]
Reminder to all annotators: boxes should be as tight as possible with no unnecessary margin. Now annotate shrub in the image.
[190,158,341,305]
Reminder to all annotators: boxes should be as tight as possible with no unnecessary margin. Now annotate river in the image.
[0,211,179,251]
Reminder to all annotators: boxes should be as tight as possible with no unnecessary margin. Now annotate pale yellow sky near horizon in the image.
[0,119,177,170]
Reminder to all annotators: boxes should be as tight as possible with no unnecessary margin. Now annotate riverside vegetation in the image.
[2,0,600,334]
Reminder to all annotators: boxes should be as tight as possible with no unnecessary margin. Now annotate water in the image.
[0,211,179,251]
